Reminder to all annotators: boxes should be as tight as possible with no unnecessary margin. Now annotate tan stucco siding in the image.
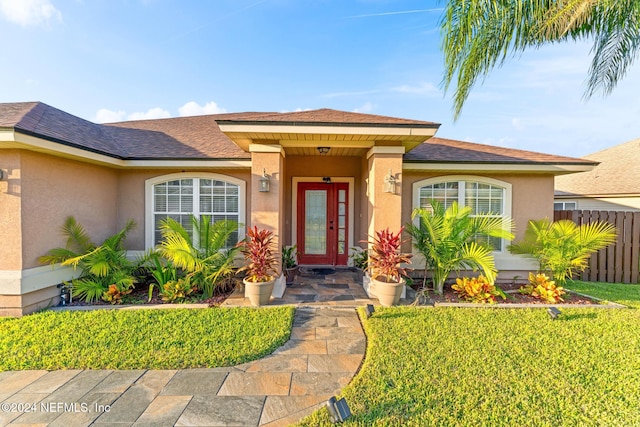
[117,169,252,250]
[402,172,554,242]
[284,156,363,246]
[554,197,640,212]
[20,151,119,269]
[0,150,23,270]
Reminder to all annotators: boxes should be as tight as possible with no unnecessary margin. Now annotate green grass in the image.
[298,283,640,426]
[567,280,640,308]
[0,307,294,370]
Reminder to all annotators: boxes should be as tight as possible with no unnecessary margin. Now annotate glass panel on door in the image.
[305,190,327,255]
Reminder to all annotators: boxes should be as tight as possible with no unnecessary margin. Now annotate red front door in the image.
[297,182,349,265]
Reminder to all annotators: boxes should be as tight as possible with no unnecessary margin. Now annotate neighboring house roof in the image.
[555,138,640,196]
[0,101,592,168]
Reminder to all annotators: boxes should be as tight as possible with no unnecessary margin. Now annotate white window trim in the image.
[145,172,246,250]
[411,175,512,253]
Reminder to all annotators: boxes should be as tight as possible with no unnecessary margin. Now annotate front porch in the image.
[222,268,413,307]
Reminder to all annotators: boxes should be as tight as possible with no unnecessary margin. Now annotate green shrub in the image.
[509,218,617,285]
[161,277,197,303]
[405,200,514,294]
[520,272,565,303]
[452,275,506,303]
[39,217,140,303]
[158,216,240,297]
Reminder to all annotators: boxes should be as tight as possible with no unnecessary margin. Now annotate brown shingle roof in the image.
[404,137,595,165]
[0,102,593,167]
[555,138,640,196]
[215,108,439,127]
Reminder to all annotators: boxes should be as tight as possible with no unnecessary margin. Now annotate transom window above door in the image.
[145,174,246,249]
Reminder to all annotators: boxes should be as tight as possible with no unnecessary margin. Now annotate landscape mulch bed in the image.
[65,278,240,308]
[411,281,602,305]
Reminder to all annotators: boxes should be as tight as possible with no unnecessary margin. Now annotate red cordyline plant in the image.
[238,226,278,283]
[365,227,412,283]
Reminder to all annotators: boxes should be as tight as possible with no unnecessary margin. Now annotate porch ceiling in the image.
[217,126,437,153]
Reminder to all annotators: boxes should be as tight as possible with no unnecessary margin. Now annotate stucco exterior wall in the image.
[20,151,119,269]
[117,169,251,250]
[0,150,23,270]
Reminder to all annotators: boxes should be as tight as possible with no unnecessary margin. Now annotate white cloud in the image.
[127,107,171,121]
[392,82,440,96]
[511,118,525,131]
[95,108,126,123]
[178,101,227,117]
[353,102,375,113]
[94,107,171,123]
[0,0,62,27]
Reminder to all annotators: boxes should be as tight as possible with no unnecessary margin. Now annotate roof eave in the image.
[402,161,597,174]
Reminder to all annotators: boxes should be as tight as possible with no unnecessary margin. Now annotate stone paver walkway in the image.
[0,307,365,427]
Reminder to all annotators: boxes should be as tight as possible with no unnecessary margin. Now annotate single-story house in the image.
[555,138,640,211]
[0,102,596,315]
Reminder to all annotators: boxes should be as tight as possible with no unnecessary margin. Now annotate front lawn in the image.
[298,282,640,426]
[567,280,640,308]
[0,307,294,370]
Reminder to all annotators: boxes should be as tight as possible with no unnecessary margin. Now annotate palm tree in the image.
[405,200,514,295]
[157,216,240,298]
[39,216,139,303]
[509,218,617,285]
[441,0,640,118]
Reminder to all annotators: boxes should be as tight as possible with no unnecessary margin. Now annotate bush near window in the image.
[406,200,514,294]
[509,218,617,285]
[39,217,142,303]
[157,216,240,298]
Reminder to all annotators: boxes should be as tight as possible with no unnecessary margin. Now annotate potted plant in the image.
[365,227,412,307]
[349,246,369,284]
[238,226,278,306]
[282,245,299,285]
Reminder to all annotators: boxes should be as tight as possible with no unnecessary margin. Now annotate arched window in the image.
[145,173,246,249]
[413,176,512,251]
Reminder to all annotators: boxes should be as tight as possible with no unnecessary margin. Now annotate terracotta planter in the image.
[372,277,405,307]
[243,278,275,306]
[284,266,299,285]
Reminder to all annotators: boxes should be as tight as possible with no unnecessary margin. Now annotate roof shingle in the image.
[555,138,640,196]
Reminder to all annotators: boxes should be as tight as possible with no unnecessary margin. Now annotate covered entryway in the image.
[296,182,349,266]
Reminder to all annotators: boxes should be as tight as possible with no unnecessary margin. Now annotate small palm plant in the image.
[509,218,617,285]
[157,216,240,298]
[39,216,139,303]
[405,200,515,295]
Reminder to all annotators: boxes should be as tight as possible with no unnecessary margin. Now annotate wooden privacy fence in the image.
[554,210,640,284]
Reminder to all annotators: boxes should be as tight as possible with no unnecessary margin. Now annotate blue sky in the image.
[0,0,638,157]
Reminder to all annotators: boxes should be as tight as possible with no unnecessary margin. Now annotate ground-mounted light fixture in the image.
[326,396,351,423]
[259,168,270,192]
[383,169,396,194]
[365,304,375,318]
[317,146,331,155]
[547,307,561,320]
[323,176,332,184]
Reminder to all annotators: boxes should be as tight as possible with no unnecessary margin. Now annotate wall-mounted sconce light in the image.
[317,146,330,155]
[0,170,4,180]
[323,176,331,184]
[383,169,396,194]
[259,168,270,192]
